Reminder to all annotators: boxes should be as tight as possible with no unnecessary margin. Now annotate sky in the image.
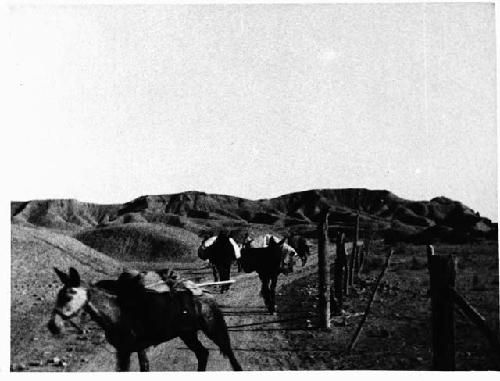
[5,2,498,220]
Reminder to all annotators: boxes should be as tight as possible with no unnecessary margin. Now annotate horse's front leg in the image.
[138,349,149,372]
[116,350,131,371]
[258,274,265,298]
[269,275,278,314]
[212,263,219,282]
[219,264,231,293]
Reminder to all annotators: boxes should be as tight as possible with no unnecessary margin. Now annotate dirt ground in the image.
[10,227,500,371]
[277,241,500,370]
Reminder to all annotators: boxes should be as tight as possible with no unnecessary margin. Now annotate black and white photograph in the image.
[6,0,499,372]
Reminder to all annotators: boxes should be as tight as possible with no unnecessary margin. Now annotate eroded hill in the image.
[11,188,496,244]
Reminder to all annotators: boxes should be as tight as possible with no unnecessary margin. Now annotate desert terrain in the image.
[10,188,499,371]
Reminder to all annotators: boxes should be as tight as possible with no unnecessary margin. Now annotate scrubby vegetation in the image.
[75,223,200,262]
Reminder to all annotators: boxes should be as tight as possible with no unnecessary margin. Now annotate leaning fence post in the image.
[347,248,393,353]
[317,210,331,329]
[427,245,456,370]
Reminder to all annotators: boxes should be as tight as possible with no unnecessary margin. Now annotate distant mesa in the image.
[11,188,496,244]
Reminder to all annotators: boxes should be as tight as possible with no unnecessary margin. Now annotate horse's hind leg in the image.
[259,275,272,312]
[203,308,242,371]
[137,349,149,372]
[269,276,278,314]
[179,331,209,371]
[116,350,131,371]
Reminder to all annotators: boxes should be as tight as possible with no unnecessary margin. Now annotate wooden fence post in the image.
[359,225,373,273]
[427,245,456,370]
[353,214,360,282]
[358,245,365,273]
[317,210,331,329]
[347,245,355,288]
[333,232,346,313]
[343,237,349,296]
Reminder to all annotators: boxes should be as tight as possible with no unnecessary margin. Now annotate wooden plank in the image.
[317,210,331,330]
[428,248,456,370]
[450,287,500,356]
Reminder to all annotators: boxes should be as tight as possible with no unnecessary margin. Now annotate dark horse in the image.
[287,235,310,266]
[47,267,242,371]
[240,236,294,314]
[198,232,240,293]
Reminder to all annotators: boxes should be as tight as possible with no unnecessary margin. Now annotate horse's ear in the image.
[68,267,81,287]
[54,267,70,285]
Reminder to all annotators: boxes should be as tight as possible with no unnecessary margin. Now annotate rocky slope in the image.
[11,189,496,243]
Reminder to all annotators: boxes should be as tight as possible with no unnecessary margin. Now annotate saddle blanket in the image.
[120,269,206,296]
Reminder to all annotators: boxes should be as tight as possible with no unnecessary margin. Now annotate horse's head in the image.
[298,244,309,266]
[242,237,254,250]
[269,237,295,274]
[288,237,311,267]
[47,267,88,335]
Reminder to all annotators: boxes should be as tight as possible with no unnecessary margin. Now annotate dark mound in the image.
[75,223,200,262]
[116,212,148,224]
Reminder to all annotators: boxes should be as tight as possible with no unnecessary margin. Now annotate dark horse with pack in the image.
[197,231,240,293]
[240,236,295,314]
[47,267,242,371]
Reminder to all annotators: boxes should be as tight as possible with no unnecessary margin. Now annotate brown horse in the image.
[47,267,242,371]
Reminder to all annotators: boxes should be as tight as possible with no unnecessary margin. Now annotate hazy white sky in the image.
[6,3,497,219]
